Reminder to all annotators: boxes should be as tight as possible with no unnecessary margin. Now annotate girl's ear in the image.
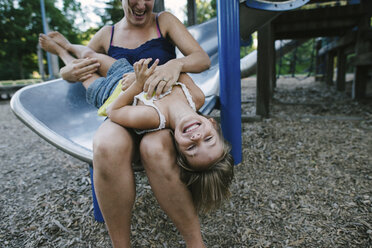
[208,117,216,124]
[208,118,219,129]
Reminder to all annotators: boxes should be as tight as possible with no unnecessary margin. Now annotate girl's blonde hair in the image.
[175,121,234,213]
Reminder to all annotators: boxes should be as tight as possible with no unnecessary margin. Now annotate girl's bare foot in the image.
[48,31,72,51]
[39,33,65,56]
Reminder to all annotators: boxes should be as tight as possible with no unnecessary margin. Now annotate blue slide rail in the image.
[217,0,309,164]
[217,0,242,164]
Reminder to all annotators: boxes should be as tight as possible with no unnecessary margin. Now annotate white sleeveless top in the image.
[132,82,196,134]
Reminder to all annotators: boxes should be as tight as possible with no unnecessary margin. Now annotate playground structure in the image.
[11,0,371,222]
[316,30,372,99]
[274,0,372,100]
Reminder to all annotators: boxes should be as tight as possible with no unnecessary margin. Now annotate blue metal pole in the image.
[40,0,53,79]
[89,166,105,222]
[216,0,242,164]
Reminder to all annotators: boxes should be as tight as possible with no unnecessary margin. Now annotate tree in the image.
[276,39,316,76]
[196,0,216,24]
[98,0,123,26]
[0,0,83,80]
[183,0,216,26]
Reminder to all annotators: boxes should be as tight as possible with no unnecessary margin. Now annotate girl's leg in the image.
[39,33,76,65]
[48,31,115,77]
[39,34,101,88]
[39,33,115,88]
[140,130,206,248]
[93,119,137,248]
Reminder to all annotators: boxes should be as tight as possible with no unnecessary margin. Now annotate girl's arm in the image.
[108,105,160,130]
[106,58,159,120]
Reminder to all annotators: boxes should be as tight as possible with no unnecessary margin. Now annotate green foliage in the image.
[99,0,123,26]
[78,27,99,46]
[240,46,254,59]
[0,0,83,80]
[276,39,316,76]
[196,0,216,24]
[240,32,256,58]
[182,0,216,26]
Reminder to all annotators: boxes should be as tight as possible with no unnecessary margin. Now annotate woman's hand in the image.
[134,58,159,91]
[143,59,183,98]
[60,58,100,82]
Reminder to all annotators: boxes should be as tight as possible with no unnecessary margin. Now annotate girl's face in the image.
[174,116,224,170]
[122,0,155,26]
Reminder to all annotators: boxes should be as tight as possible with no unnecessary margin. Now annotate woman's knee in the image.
[140,130,177,170]
[93,122,134,170]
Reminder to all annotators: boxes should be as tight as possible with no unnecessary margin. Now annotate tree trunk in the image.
[153,0,165,12]
[18,56,25,79]
[187,0,197,26]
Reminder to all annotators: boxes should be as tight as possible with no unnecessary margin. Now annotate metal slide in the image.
[11,0,309,164]
[240,39,308,78]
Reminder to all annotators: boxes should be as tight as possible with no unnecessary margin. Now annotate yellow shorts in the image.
[97,79,124,116]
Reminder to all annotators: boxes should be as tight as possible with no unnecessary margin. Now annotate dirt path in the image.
[1,77,371,247]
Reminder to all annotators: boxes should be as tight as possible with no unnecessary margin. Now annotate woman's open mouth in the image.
[133,10,145,18]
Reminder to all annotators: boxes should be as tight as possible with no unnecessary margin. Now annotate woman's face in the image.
[122,0,155,26]
[174,116,224,170]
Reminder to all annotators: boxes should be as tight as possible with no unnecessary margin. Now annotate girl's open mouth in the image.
[183,122,201,133]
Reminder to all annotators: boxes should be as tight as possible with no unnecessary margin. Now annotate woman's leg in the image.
[140,130,206,248]
[93,119,137,248]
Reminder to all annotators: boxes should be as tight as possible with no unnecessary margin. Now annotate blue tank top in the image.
[107,14,176,66]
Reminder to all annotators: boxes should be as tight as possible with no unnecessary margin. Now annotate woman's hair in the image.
[175,121,234,213]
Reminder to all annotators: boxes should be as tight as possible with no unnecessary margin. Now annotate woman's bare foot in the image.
[48,31,72,51]
[39,33,66,56]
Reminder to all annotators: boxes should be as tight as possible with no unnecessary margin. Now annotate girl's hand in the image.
[143,59,183,98]
[120,72,136,91]
[134,58,159,90]
[60,58,100,82]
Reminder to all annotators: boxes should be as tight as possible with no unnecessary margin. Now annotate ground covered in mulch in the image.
[1,76,371,247]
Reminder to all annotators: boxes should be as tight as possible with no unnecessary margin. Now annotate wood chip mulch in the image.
[1,76,371,247]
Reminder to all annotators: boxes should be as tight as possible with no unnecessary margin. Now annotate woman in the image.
[39,33,233,212]
[58,1,211,247]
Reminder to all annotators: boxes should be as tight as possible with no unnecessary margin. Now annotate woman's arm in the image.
[86,26,112,54]
[161,12,211,73]
[60,58,100,82]
[143,11,211,97]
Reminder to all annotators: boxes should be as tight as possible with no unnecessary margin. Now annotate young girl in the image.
[39,32,234,213]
